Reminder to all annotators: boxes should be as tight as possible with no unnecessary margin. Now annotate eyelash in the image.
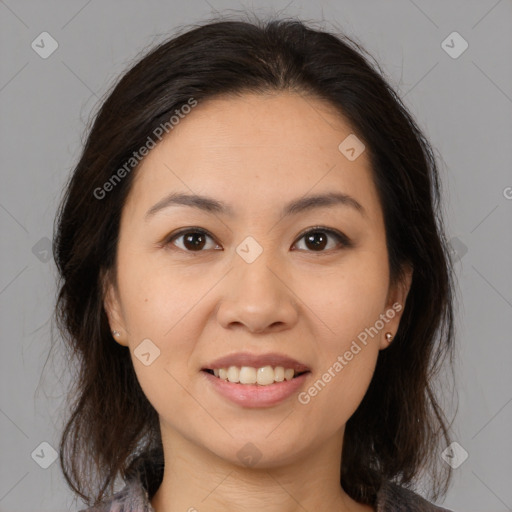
[163,226,353,254]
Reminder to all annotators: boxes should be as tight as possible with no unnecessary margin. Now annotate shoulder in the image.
[77,476,155,512]
[376,480,455,512]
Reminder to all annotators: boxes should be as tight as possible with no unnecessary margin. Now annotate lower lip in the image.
[202,370,310,408]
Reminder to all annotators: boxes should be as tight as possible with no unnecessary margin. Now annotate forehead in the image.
[125,92,380,221]
[150,92,358,155]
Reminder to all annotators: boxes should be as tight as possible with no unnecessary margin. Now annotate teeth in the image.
[257,366,274,385]
[284,368,294,381]
[227,366,240,383]
[210,365,302,385]
[274,367,284,382]
[239,366,257,384]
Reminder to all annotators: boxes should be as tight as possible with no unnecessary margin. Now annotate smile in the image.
[204,365,309,385]
[201,368,311,408]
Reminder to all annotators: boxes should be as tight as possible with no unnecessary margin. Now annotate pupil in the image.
[184,233,205,250]
[306,232,327,251]
[182,231,328,251]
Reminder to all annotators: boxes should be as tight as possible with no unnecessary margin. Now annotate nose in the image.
[215,249,299,334]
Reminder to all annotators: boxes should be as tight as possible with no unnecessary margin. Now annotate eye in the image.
[165,228,221,252]
[163,226,352,253]
[292,227,352,252]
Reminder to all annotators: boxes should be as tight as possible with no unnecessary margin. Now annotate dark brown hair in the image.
[52,13,457,508]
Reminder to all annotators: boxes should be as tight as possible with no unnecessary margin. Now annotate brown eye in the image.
[293,228,352,252]
[304,231,328,251]
[181,232,208,251]
[167,229,220,252]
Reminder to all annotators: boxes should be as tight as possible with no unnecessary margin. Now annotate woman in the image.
[53,15,457,512]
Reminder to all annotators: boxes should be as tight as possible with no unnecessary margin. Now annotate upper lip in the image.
[203,352,311,373]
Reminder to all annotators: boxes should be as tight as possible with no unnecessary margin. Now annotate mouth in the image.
[202,366,311,386]
[201,365,311,408]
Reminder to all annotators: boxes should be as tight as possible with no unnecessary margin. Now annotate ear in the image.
[379,263,413,350]
[101,267,129,347]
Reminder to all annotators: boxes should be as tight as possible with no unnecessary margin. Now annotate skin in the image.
[103,92,413,512]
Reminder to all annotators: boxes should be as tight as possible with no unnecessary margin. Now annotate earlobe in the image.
[110,329,128,347]
[379,263,413,350]
[102,269,129,347]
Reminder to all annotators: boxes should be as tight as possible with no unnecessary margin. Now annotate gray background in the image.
[1,0,511,511]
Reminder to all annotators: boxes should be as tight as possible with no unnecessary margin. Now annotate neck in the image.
[150,425,373,512]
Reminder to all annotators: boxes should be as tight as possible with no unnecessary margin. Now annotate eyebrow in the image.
[144,191,367,220]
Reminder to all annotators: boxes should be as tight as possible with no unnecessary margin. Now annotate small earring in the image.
[112,330,121,338]
[385,332,393,343]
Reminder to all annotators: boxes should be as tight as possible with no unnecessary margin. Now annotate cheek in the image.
[117,235,388,436]
[297,346,379,437]
[298,250,389,344]
[121,268,204,424]
[131,356,206,445]
[115,255,206,404]
[116,248,208,340]
[292,252,387,424]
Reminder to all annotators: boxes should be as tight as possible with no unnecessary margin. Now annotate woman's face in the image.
[104,92,411,468]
